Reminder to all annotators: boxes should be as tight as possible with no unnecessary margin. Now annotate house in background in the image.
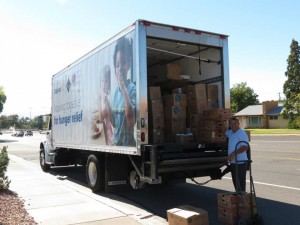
[234,101,289,128]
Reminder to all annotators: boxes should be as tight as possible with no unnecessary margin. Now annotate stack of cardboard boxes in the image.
[186,83,208,116]
[192,108,232,143]
[217,192,257,225]
[149,87,164,144]
[186,84,231,144]
[207,84,219,109]
[149,63,231,144]
[149,84,232,144]
[163,93,187,142]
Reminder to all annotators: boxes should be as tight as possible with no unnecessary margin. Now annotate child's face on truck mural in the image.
[115,50,130,85]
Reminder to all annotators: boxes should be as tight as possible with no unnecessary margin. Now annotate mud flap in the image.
[105,154,131,192]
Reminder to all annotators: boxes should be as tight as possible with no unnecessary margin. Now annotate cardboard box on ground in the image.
[167,205,209,225]
[217,192,257,225]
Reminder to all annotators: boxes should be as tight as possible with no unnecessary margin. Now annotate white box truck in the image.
[39,20,231,192]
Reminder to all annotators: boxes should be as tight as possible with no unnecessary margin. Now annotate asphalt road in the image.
[1,132,300,225]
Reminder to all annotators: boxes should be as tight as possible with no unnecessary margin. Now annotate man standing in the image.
[225,117,249,192]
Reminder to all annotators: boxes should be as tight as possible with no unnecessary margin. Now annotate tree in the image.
[283,39,300,129]
[0,86,7,113]
[230,82,259,113]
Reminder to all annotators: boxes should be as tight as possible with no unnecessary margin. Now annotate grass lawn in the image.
[245,128,300,134]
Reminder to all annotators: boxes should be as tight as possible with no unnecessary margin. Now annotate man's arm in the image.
[120,81,135,127]
[227,145,249,160]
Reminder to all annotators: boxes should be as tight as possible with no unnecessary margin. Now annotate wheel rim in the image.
[88,161,97,186]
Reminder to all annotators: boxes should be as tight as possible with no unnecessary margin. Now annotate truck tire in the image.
[86,154,105,192]
[40,149,50,171]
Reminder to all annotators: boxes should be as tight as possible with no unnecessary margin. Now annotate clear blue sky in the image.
[0,0,299,117]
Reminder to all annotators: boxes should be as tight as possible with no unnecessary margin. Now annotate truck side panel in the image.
[52,29,140,155]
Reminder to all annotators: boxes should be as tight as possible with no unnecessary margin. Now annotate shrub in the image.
[0,146,10,190]
[288,115,300,129]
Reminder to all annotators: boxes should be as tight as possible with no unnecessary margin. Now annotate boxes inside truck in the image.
[147,35,228,145]
[163,94,187,107]
[148,85,230,144]
[166,63,182,80]
[149,86,162,100]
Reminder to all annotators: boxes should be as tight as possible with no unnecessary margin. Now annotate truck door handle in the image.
[141,118,145,128]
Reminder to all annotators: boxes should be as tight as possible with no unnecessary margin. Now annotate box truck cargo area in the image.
[39,20,231,192]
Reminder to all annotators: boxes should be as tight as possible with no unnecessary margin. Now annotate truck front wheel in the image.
[40,149,50,171]
[86,154,105,192]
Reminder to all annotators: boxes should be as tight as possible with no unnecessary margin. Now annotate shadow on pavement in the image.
[48,165,88,187]
[44,165,300,225]
[0,139,18,143]
[117,183,300,225]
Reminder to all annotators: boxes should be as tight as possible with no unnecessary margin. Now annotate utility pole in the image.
[28,107,32,129]
[278,92,281,101]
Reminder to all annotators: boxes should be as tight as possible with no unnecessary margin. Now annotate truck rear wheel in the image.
[40,149,50,171]
[86,154,105,192]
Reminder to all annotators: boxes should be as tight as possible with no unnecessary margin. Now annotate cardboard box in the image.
[194,84,207,97]
[150,100,164,129]
[151,100,164,115]
[176,133,194,143]
[198,120,228,132]
[167,205,209,225]
[151,129,164,144]
[164,118,186,142]
[187,84,208,113]
[207,99,218,110]
[217,192,255,209]
[188,114,202,128]
[218,205,257,225]
[187,95,207,114]
[164,106,186,119]
[207,85,218,109]
[207,84,218,101]
[218,206,253,225]
[163,94,187,107]
[149,86,162,100]
[151,114,164,129]
[167,63,182,80]
[202,108,232,120]
[196,130,227,143]
[165,118,187,131]
[217,192,257,225]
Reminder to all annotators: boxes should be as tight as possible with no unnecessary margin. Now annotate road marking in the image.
[252,140,300,143]
[223,177,300,191]
[252,156,300,161]
[250,149,300,153]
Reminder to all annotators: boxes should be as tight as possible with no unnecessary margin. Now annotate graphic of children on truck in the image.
[92,36,136,147]
[112,37,136,147]
[99,65,114,145]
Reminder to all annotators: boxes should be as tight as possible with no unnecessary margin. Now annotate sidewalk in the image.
[7,154,167,225]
